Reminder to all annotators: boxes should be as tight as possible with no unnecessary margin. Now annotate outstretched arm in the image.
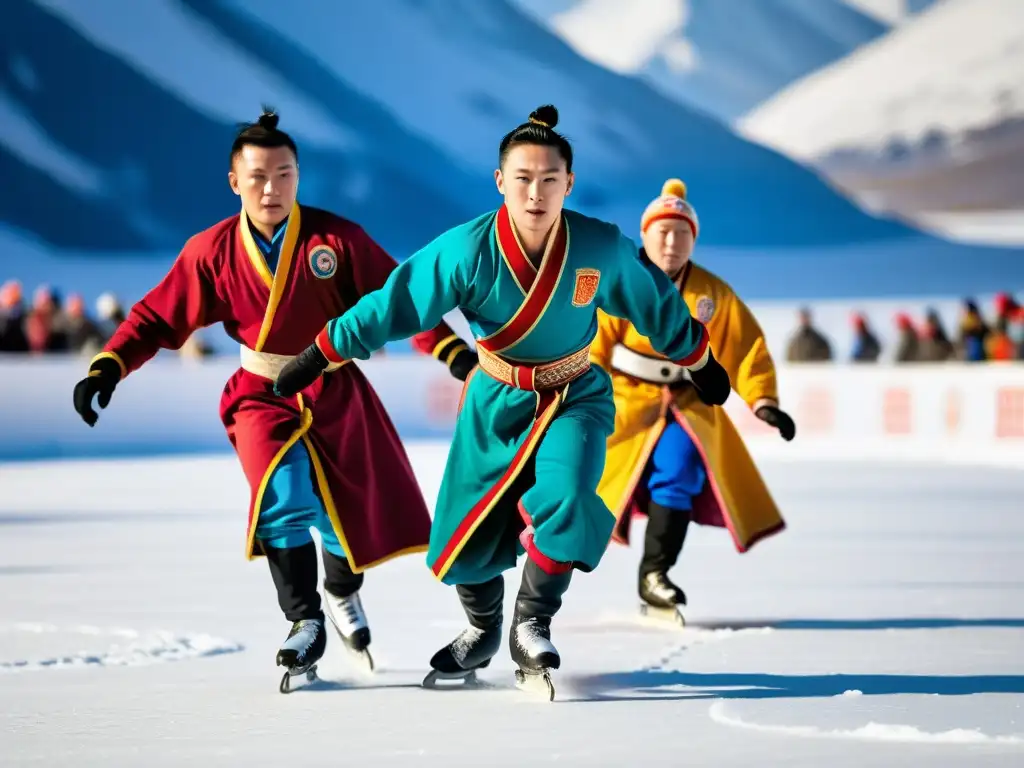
[598,234,729,405]
[96,238,221,378]
[72,236,223,426]
[275,232,474,397]
[344,225,471,368]
[600,235,710,369]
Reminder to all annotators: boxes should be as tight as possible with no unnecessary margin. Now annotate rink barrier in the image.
[0,356,1021,466]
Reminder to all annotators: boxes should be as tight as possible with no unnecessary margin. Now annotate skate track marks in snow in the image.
[0,623,242,673]
[1,445,1024,766]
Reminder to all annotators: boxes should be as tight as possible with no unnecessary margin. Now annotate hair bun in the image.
[258,108,280,131]
[528,104,559,129]
[661,178,687,199]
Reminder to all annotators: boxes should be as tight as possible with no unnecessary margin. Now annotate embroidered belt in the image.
[610,344,689,385]
[240,345,345,381]
[477,345,591,391]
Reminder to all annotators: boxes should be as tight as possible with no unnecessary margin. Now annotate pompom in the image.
[258,107,280,131]
[662,178,687,199]
[529,104,559,129]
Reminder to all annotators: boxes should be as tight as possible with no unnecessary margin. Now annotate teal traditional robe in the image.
[316,205,710,584]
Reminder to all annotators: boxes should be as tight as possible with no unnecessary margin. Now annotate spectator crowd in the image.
[4,278,1020,366]
[0,279,212,358]
[787,293,1024,364]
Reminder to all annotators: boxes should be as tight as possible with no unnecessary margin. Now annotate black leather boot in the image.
[509,559,572,672]
[638,501,690,608]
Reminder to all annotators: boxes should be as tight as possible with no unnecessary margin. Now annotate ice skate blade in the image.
[514,668,555,701]
[278,663,319,694]
[345,646,375,675]
[639,602,686,627]
[422,668,488,689]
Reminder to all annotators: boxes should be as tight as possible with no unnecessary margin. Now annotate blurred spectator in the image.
[25,285,69,353]
[0,279,29,352]
[893,312,919,363]
[850,311,880,363]
[993,292,1018,332]
[918,307,954,362]
[956,299,989,362]
[64,293,106,356]
[986,292,1019,360]
[95,292,126,339]
[786,307,832,362]
[180,334,215,359]
[1010,307,1024,361]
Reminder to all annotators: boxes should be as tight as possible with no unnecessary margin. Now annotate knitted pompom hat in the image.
[640,178,699,238]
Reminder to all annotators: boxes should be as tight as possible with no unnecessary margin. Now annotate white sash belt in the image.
[239,345,296,380]
[610,344,689,385]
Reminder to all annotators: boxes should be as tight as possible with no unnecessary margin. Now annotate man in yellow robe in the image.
[591,179,794,621]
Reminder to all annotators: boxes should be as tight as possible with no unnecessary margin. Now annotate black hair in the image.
[230,106,298,167]
[498,104,573,172]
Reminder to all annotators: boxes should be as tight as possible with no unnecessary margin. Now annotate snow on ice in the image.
[1,442,1023,765]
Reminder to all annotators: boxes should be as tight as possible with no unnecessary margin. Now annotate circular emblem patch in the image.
[696,295,715,323]
[309,245,337,279]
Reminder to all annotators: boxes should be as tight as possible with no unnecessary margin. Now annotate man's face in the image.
[642,219,694,277]
[494,144,574,239]
[229,144,298,228]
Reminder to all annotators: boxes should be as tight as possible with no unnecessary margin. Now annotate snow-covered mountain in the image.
[214,0,916,249]
[737,0,1024,216]
[3,0,489,256]
[2,0,1022,318]
[510,0,892,122]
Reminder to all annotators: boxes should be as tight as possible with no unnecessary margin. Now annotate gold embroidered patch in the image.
[572,268,600,307]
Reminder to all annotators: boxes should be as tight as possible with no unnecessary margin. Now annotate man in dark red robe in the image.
[72,110,476,690]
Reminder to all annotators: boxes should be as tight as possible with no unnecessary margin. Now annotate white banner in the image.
[0,355,1021,467]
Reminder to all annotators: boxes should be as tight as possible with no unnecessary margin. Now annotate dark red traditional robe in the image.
[96,202,455,571]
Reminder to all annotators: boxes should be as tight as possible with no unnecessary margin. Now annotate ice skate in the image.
[637,502,689,627]
[423,576,504,689]
[638,571,687,627]
[324,588,374,674]
[508,559,572,702]
[276,618,326,693]
[510,613,558,700]
[422,625,501,688]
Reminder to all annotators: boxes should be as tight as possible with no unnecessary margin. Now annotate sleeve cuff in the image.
[444,343,469,367]
[431,333,460,359]
[675,326,710,371]
[90,351,128,380]
[315,326,347,365]
[751,397,778,413]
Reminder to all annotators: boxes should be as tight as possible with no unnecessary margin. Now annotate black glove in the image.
[448,348,478,382]
[274,343,330,398]
[755,405,796,441]
[687,350,731,406]
[73,357,122,427]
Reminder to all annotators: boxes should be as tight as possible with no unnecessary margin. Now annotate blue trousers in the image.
[255,441,346,558]
[643,420,707,511]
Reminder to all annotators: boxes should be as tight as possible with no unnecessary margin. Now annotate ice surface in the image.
[1,445,1022,766]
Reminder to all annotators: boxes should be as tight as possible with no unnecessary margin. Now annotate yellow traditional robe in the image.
[591,261,786,552]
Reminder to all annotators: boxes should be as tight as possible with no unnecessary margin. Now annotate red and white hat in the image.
[641,178,699,238]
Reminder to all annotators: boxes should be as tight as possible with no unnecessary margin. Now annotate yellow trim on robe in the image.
[239,202,303,352]
[444,343,469,367]
[89,351,128,380]
[482,215,569,353]
[595,261,784,551]
[431,333,459,359]
[433,385,568,581]
[245,394,312,560]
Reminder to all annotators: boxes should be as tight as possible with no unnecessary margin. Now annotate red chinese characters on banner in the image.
[796,386,834,434]
[425,375,464,425]
[996,388,1024,438]
[883,387,912,435]
[944,389,962,435]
